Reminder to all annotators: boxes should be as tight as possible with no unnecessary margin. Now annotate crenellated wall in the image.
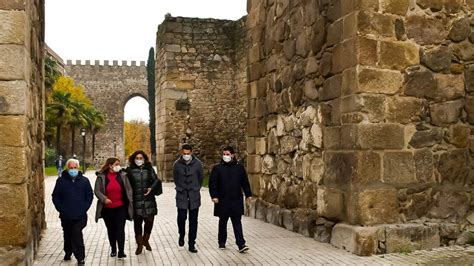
[0,0,46,264]
[65,60,147,165]
[155,16,249,180]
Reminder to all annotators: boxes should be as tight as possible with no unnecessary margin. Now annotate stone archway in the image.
[65,60,148,164]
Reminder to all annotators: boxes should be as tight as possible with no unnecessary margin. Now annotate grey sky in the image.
[45,0,247,121]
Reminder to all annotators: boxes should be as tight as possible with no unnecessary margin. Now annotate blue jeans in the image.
[57,167,63,177]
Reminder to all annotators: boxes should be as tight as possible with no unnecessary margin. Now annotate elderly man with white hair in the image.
[52,158,93,265]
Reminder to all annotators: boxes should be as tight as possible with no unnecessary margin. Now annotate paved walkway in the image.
[34,172,474,265]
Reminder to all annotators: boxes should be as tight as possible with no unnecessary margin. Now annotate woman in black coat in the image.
[209,146,252,252]
[126,150,162,255]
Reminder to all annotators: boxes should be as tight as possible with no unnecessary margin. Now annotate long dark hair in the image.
[99,157,119,173]
[128,150,151,167]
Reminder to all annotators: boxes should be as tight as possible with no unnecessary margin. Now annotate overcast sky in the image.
[45,0,247,121]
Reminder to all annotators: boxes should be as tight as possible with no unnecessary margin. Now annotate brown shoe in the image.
[135,235,143,255]
[143,233,152,251]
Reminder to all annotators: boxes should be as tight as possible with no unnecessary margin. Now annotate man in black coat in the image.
[173,144,204,253]
[209,146,252,253]
[52,159,93,265]
[55,155,65,177]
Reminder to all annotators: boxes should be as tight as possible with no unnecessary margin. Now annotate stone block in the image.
[358,11,395,37]
[343,12,357,40]
[327,20,343,47]
[262,155,276,174]
[0,80,27,115]
[255,137,266,155]
[467,96,474,124]
[0,10,26,44]
[404,66,437,99]
[347,188,399,225]
[386,97,423,124]
[465,64,474,92]
[247,155,262,174]
[381,0,409,15]
[248,174,261,197]
[437,149,471,185]
[357,67,403,95]
[330,223,379,256]
[248,44,261,64]
[445,124,470,148]
[295,32,308,57]
[321,74,342,101]
[385,224,440,253]
[311,17,326,54]
[416,0,443,11]
[430,100,463,126]
[247,119,259,137]
[0,184,27,218]
[450,40,474,62]
[255,200,267,222]
[282,209,294,231]
[294,209,317,237]
[406,14,447,45]
[326,0,342,22]
[323,126,341,149]
[444,0,463,13]
[357,123,405,149]
[0,45,26,80]
[247,137,256,155]
[0,0,25,10]
[0,146,27,184]
[331,43,344,74]
[383,151,416,185]
[357,37,377,66]
[433,73,466,102]
[0,215,26,246]
[0,115,26,147]
[265,204,282,226]
[317,187,344,220]
[247,62,263,82]
[379,41,419,71]
[409,128,444,148]
[357,0,379,11]
[255,99,267,118]
[323,151,381,185]
[245,198,257,218]
[164,44,181,53]
[342,38,358,70]
[279,135,298,154]
[421,46,452,73]
[414,149,434,183]
[303,154,323,184]
[267,129,279,154]
[304,79,319,101]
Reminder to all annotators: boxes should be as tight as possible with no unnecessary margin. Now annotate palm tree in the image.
[82,106,105,163]
[46,91,74,155]
[67,100,88,155]
[44,56,61,93]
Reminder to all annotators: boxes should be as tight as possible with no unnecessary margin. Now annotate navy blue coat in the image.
[209,159,252,217]
[52,171,93,220]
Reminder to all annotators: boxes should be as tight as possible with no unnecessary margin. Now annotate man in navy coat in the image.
[209,146,252,253]
[52,159,93,264]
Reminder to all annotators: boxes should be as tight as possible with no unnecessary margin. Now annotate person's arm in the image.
[241,165,252,199]
[197,161,204,187]
[51,180,63,213]
[209,166,219,203]
[94,175,108,203]
[150,167,160,191]
[173,162,180,188]
[84,178,93,210]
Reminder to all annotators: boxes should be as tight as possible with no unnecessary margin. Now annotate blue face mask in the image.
[68,169,79,177]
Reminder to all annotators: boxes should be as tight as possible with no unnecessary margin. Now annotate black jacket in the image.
[52,171,93,220]
[209,159,252,217]
[126,164,160,217]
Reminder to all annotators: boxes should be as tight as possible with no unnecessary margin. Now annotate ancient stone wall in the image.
[245,0,474,255]
[65,60,147,165]
[155,16,248,180]
[0,0,46,264]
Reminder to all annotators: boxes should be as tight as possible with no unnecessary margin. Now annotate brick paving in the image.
[34,172,474,265]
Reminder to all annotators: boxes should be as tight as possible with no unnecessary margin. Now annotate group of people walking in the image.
[51,145,252,264]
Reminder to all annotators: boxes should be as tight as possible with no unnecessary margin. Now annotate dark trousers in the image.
[61,218,87,261]
[177,208,199,246]
[218,215,245,248]
[102,206,127,252]
[133,215,154,235]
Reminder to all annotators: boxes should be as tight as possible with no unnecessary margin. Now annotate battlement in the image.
[65,59,146,67]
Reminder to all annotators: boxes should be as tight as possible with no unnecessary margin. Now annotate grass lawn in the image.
[202,175,209,188]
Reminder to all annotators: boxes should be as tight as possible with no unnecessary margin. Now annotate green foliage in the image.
[44,55,61,92]
[202,175,209,188]
[44,166,58,176]
[44,147,57,167]
[393,244,413,254]
[147,47,156,159]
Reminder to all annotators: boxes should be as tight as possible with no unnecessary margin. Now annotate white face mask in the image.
[223,155,232,163]
[135,159,144,166]
[112,165,121,172]
[182,154,192,161]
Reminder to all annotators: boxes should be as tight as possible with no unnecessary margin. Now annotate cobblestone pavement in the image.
[35,172,474,265]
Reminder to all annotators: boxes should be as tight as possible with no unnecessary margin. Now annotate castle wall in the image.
[0,0,46,263]
[155,16,248,179]
[245,0,474,255]
[65,60,148,165]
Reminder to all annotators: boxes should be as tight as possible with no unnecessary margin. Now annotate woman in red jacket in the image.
[94,157,133,259]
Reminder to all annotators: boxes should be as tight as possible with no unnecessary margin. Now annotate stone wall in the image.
[245,0,474,255]
[155,16,248,180]
[65,60,147,165]
[0,0,46,264]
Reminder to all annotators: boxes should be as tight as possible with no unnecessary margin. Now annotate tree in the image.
[44,55,61,93]
[83,106,105,162]
[124,119,151,157]
[146,47,156,163]
[46,90,74,155]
